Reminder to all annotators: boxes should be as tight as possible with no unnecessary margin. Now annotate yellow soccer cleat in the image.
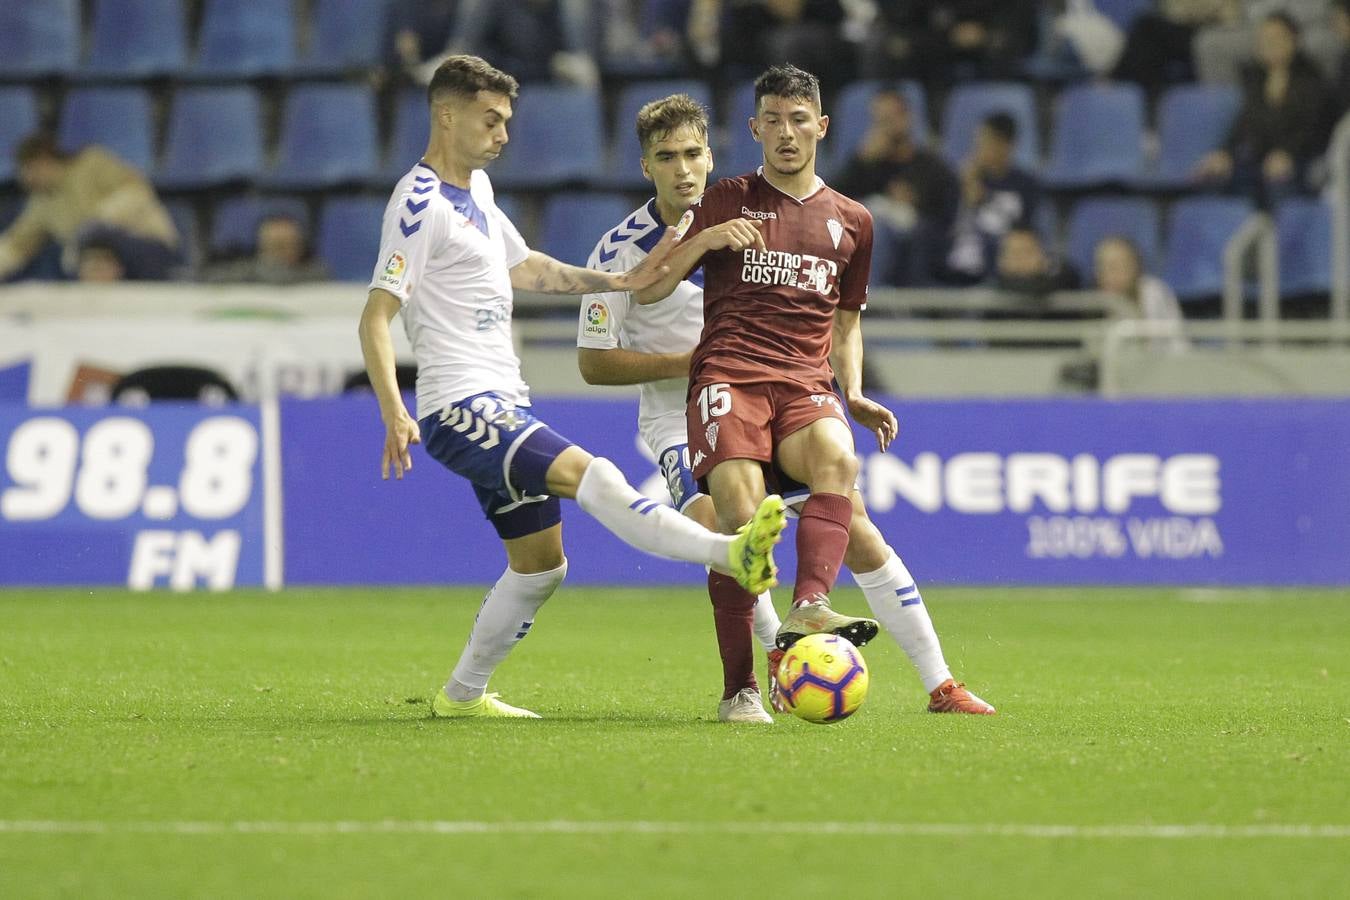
[727,494,786,595]
[431,691,541,719]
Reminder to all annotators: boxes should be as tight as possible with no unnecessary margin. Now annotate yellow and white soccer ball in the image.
[773,633,869,724]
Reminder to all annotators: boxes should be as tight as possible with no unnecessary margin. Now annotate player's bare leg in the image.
[434,526,568,719]
[842,493,994,714]
[546,447,783,594]
[773,418,879,649]
[702,461,775,721]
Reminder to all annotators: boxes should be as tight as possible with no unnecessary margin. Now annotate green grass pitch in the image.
[1,586,1347,898]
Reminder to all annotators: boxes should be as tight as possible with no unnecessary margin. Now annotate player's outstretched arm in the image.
[510,229,679,296]
[832,308,898,452]
[358,288,421,480]
[632,219,765,305]
[577,347,692,385]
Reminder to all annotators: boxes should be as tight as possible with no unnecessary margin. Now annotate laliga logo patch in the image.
[674,208,694,240]
[583,300,610,337]
[378,250,407,287]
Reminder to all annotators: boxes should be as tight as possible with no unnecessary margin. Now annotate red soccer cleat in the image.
[765,648,786,713]
[927,679,996,715]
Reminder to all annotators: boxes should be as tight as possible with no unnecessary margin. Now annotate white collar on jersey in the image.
[755,166,825,204]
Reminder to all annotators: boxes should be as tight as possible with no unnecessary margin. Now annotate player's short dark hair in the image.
[983,112,1017,143]
[753,64,821,113]
[427,55,519,105]
[635,94,710,153]
[15,132,66,165]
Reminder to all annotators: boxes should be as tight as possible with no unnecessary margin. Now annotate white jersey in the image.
[371,164,531,419]
[579,199,704,455]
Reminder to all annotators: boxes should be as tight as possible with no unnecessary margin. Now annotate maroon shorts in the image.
[686,379,848,482]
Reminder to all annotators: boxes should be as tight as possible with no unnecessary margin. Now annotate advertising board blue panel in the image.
[4,397,1347,587]
[0,404,266,588]
[282,396,1350,587]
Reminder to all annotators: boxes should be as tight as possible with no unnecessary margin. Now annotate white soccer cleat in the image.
[717,687,774,724]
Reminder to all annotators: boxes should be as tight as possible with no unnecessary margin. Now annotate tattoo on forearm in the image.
[531,257,613,293]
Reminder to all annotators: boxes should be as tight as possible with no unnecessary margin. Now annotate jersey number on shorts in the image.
[696,383,732,424]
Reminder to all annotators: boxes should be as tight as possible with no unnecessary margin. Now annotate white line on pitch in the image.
[1,821,1347,839]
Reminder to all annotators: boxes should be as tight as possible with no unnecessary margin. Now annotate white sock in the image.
[752,592,780,651]
[850,550,952,693]
[576,457,727,569]
[446,560,567,701]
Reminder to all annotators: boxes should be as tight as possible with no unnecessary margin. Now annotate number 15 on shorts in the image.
[697,383,732,424]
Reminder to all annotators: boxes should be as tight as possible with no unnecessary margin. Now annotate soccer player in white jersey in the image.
[358,57,786,720]
[579,93,995,718]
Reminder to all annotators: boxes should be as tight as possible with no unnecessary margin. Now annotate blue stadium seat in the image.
[721,80,927,181]
[317,197,387,282]
[58,87,156,174]
[1142,84,1241,189]
[0,88,40,184]
[384,89,430,183]
[494,194,527,232]
[1275,198,1334,297]
[940,82,1039,170]
[490,86,604,189]
[1161,196,1254,301]
[826,80,928,177]
[1043,83,1146,188]
[605,80,714,189]
[158,87,265,189]
[0,0,79,77]
[1065,197,1161,280]
[538,193,636,267]
[192,0,297,78]
[84,0,188,78]
[1094,0,1154,30]
[211,196,311,257]
[299,0,389,74]
[267,84,380,189]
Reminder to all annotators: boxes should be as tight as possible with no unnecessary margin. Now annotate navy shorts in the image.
[420,392,575,540]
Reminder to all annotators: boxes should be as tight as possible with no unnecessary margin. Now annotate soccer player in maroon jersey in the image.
[635,66,996,715]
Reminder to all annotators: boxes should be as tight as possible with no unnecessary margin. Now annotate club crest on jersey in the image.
[674,208,695,240]
[378,250,407,288]
[583,300,610,337]
[705,421,719,452]
[826,218,843,249]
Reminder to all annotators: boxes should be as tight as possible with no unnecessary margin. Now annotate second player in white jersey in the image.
[578,198,704,458]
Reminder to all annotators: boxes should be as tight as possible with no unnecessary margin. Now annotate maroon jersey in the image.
[677,170,873,393]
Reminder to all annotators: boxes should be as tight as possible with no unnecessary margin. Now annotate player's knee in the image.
[811,450,859,494]
[715,499,759,536]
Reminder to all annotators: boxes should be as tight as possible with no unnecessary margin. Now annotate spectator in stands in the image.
[0,134,179,282]
[993,227,1080,296]
[1195,12,1333,197]
[202,214,329,286]
[861,1,1038,89]
[1094,236,1188,352]
[944,111,1039,284]
[1112,1,1242,94]
[690,0,851,92]
[406,0,599,86]
[1194,0,1341,85]
[384,1,460,81]
[833,87,959,286]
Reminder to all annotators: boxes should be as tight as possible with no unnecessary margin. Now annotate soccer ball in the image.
[773,633,869,724]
